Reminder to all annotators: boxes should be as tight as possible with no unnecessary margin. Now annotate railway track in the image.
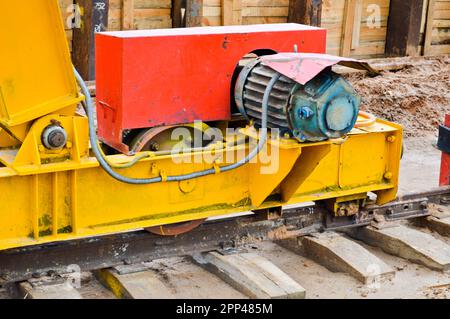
[1,187,450,299]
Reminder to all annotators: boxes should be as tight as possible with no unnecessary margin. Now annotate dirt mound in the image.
[345,56,450,137]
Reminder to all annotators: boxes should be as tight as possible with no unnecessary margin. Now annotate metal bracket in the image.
[325,197,429,230]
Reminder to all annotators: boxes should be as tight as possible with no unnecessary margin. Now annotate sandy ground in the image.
[346,56,450,137]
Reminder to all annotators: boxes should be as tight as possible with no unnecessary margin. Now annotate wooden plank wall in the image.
[202,0,289,26]
[323,0,390,58]
[59,0,172,46]
[424,0,450,55]
[202,0,389,58]
[108,0,172,30]
[59,0,449,58]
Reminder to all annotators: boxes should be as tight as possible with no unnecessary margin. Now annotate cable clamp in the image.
[213,163,221,175]
[160,170,168,182]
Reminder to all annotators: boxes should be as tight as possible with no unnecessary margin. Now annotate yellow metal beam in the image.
[0,119,402,251]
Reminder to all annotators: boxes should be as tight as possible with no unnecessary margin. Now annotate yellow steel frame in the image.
[0,116,402,251]
[0,0,403,251]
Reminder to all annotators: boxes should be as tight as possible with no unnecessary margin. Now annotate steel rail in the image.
[0,186,449,284]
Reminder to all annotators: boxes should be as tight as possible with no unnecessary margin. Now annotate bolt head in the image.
[298,106,314,120]
[420,201,428,209]
[48,131,65,147]
[387,135,396,143]
[41,125,68,150]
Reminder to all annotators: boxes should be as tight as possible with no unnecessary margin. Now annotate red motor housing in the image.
[95,24,327,154]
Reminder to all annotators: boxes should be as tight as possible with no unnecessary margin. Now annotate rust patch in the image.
[268,226,291,241]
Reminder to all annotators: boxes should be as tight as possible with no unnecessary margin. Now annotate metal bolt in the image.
[420,201,428,209]
[149,142,160,151]
[41,125,67,150]
[298,107,314,120]
[384,172,393,180]
[387,135,396,143]
[48,131,65,147]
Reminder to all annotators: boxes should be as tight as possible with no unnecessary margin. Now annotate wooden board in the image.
[96,268,177,299]
[425,216,450,237]
[84,0,172,31]
[221,0,242,25]
[187,0,204,26]
[19,281,82,299]
[335,0,390,58]
[203,0,290,27]
[300,232,395,284]
[424,0,450,55]
[288,0,322,26]
[348,225,450,271]
[193,252,306,299]
[385,0,424,57]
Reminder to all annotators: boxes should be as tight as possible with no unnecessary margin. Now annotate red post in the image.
[439,115,450,186]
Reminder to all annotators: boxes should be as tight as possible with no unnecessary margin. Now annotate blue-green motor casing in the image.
[288,70,361,142]
[235,62,361,142]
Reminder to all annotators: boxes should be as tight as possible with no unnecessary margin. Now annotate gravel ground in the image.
[346,56,450,137]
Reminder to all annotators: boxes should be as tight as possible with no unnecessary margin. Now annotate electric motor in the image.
[235,59,361,142]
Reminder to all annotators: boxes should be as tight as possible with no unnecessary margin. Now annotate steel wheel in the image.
[146,219,206,236]
[129,124,214,236]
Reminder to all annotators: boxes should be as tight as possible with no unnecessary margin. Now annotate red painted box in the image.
[95,24,327,153]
